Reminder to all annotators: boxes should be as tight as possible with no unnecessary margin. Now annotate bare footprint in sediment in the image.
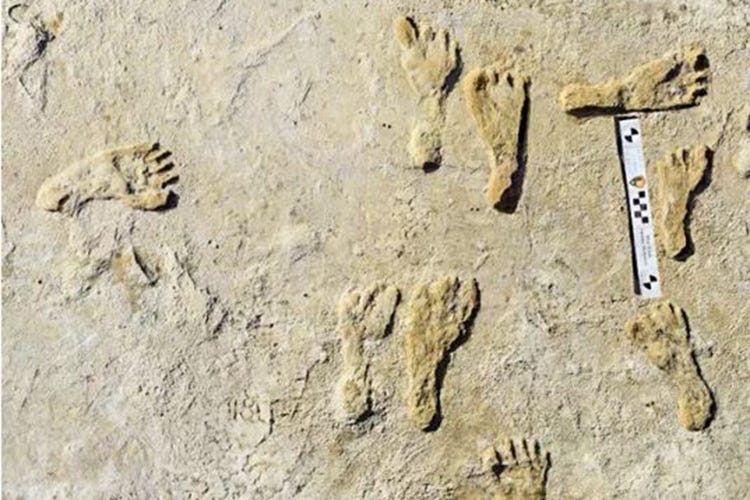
[560,44,710,116]
[464,59,529,211]
[36,143,179,214]
[625,300,714,431]
[653,145,711,258]
[393,16,459,170]
[403,276,478,430]
[336,282,400,423]
[464,438,550,500]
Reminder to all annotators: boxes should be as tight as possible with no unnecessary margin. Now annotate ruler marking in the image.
[615,116,661,299]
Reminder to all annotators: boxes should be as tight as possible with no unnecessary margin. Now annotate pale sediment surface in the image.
[2,1,750,498]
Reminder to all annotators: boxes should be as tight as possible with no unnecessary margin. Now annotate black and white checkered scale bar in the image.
[615,117,661,299]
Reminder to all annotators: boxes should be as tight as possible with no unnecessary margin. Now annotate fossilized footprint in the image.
[653,145,710,258]
[494,438,550,500]
[560,44,710,115]
[625,300,714,431]
[336,282,399,423]
[464,60,529,210]
[468,438,550,500]
[393,16,459,170]
[403,276,478,430]
[36,143,179,214]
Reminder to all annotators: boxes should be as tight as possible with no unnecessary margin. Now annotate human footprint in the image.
[36,142,179,214]
[652,145,710,258]
[560,44,710,116]
[403,276,478,430]
[625,300,714,431]
[336,282,399,423]
[466,437,551,500]
[464,59,529,210]
[393,16,459,170]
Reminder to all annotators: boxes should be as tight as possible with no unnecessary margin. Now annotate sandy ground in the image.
[2,0,749,498]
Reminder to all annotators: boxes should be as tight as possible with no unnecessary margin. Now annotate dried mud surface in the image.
[3,1,750,498]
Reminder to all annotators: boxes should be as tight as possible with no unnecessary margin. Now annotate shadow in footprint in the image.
[568,102,699,119]
[422,46,463,175]
[423,161,441,173]
[675,147,713,262]
[494,81,531,213]
[442,45,463,98]
[154,191,180,212]
[679,308,716,427]
[423,284,481,432]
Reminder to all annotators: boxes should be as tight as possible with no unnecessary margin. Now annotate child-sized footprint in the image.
[403,276,478,430]
[465,437,551,500]
[560,44,709,116]
[625,300,714,431]
[653,144,710,258]
[464,59,529,210]
[36,143,179,214]
[336,282,399,423]
[393,16,459,170]
[493,438,550,500]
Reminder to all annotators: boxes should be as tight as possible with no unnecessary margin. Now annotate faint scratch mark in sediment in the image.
[49,332,99,368]
[211,0,230,19]
[521,202,534,259]
[243,11,320,69]
[19,367,41,411]
[711,107,734,151]
[84,385,107,416]
[226,11,320,113]
[290,79,313,111]
[284,79,313,124]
